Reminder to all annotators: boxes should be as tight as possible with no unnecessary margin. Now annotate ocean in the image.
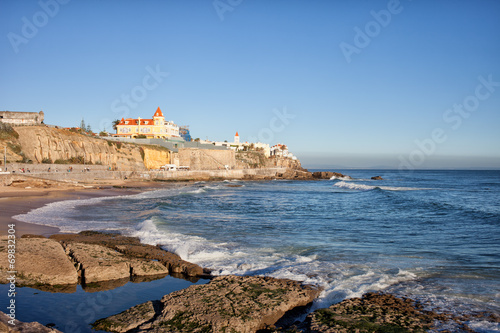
[10,169,500,332]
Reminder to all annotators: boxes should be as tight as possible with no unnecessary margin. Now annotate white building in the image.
[270,143,296,159]
[201,132,271,157]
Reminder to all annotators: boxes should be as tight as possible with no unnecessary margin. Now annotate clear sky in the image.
[1,0,499,169]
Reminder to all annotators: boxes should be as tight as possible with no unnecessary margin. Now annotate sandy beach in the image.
[0,179,166,237]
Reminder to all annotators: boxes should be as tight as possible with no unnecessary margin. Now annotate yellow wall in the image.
[143,147,171,170]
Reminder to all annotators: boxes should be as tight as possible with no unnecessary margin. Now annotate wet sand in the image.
[0,181,166,237]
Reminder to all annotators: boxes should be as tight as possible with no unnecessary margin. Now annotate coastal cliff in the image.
[2,126,147,170]
[1,125,306,176]
[236,151,303,170]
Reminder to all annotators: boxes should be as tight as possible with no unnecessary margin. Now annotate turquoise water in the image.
[12,170,500,332]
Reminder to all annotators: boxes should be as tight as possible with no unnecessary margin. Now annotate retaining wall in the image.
[143,167,286,181]
[1,167,287,184]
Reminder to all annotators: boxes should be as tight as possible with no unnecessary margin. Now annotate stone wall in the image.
[0,111,44,125]
[178,148,236,170]
[144,167,286,181]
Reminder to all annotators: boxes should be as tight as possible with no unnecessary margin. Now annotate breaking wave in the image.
[333,180,424,191]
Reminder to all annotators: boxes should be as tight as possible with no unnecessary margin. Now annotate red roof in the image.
[235,131,239,136]
[116,107,164,127]
[154,107,163,117]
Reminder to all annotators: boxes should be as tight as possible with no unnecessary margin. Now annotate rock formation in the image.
[65,242,168,283]
[6,126,146,170]
[0,236,78,286]
[2,125,306,174]
[0,311,62,333]
[236,151,304,170]
[306,292,450,333]
[371,176,384,180]
[0,231,205,291]
[50,231,205,277]
[275,169,314,180]
[93,275,321,332]
[312,171,351,180]
[142,146,171,170]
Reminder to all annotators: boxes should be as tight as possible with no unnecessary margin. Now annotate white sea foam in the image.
[467,320,500,332]
[11,178,498,327]
[333,180,424,191]
[334,181,377,191]
[127,217,422,315]
[12,185,223,232]
[329,175,353,181]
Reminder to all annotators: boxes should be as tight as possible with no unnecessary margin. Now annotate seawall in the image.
[1,166,288,184]
[143,167,287,181]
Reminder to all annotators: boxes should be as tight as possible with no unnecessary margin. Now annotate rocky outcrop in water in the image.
[306,292,450,333]
[51,231,205,277]
[275,169,314,180]
[312,171,351,180]
[0,311,62,333]
[371,176,384,180]
[66,242,169,283]
[0,236,78,286]
[93,275,321,333]
[0,231,205,291]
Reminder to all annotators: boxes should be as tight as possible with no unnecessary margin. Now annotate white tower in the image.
[234,131,240,144]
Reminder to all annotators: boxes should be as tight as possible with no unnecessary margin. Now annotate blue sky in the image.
[1,0,499,169]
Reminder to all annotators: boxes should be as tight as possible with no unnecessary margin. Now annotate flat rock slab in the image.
[66,242,131,283]
[51,231,204,277]
[116,244,202,277]
[307,292,450,333]
[0,236,77,286]
[66,242,169,283]
[93,301,160,333]
[0,311,63,332]
[93,275,321,333]
[129,258,169,277]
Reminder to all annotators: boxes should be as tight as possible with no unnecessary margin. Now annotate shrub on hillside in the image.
[0,122,19,140]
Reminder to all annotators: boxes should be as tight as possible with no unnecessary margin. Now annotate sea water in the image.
[12,170,500,332]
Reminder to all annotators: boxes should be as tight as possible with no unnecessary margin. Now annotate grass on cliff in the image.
[236,151,268,168]
[0,122,19,140]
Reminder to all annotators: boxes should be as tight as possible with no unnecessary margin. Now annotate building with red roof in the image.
[114,107,180,139]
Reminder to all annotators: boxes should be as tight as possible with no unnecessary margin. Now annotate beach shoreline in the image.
[0,180,170,237]
[1,181,498,332]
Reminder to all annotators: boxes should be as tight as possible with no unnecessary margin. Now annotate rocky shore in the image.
[2,230,492,332]
[0,311,62,333]
[2,177,497,332]
[0,232,206,292]
[93,275,321,332]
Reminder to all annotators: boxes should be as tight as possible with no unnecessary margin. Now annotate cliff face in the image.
[142,146,171,170]
[6,126,146,171]
[0,125,304,173]
[236,151,304,170]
